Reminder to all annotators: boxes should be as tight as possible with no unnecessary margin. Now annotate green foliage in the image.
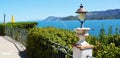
[0,24,5,35]
[86,35,120,58]
[108,26,112,35]
[26,27,120,58]
[94,43,120,58]
[92,26,120,58]
[86,35,99,45]
[115,27,119,34]
[6,22,38,29]
[99,25,107,44]
[27,27,78,58]
[107,34,120,47]
[0,22,37,36]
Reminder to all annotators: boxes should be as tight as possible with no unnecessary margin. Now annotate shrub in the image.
[27,27,120,58]
[6,22,38,29]
[0,22,37,36]
[0,24,5,36]
[27,27,78,58]
[94,43,120,58]
[93,27,120,58]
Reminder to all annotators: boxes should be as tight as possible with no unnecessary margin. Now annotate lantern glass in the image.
[78,12,86,21]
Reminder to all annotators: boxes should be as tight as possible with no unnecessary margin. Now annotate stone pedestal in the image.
[73,28,94,58]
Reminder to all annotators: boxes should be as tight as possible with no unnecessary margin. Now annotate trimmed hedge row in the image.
[0,24,5,36]
[27,27,120,58]
[27,27,78,58]
[6,22,38,29]
[0,22,37,36]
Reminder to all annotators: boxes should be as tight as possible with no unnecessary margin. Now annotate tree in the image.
[115,27,119,35]
[99,25,107,44]
[108,26,112,35]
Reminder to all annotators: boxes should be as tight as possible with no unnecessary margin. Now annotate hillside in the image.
[87,9,120,20]
[45,9,120,20]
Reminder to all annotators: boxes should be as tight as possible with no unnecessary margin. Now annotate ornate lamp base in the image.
[73,28,94,58]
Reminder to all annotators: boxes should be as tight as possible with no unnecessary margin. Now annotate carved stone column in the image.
[73,28,94,58]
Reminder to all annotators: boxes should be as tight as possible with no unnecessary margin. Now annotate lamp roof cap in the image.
[76,4,88,13]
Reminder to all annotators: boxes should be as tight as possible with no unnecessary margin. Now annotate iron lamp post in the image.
[76,4,87,28]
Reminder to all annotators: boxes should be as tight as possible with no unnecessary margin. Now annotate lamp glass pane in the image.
[78,13,86,21]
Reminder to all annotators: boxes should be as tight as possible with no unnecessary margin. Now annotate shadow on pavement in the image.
[19,50,29,58]
[3,36,29,58]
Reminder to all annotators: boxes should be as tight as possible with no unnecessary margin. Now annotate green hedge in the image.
[86,35,120,58]
[27,27,78,58]
[86,27,120,58]
[6,22,38,29]
[0,24,5,36]
[27,27,120,58]
[0,22,37,36]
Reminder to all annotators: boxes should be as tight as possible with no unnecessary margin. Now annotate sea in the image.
[37,19,120,36]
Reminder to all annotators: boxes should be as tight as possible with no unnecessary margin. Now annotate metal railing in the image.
[5,27,95,58]
[5,27,73,58]
[5,27,28,46]
[47,40,73,58]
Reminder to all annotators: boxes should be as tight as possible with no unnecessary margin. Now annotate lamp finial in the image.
[80,4,83,8]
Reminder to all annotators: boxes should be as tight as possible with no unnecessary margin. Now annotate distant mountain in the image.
[45,9,120,20]
[86,9,120,20]
[60,16,78,20]
[44,16,62,21]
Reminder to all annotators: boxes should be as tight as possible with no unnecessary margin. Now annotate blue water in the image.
[37,19,120,36]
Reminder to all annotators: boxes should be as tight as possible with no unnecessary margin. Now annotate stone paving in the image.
[0,36,28,58]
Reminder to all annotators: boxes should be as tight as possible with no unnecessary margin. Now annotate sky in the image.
[0,0,120,22]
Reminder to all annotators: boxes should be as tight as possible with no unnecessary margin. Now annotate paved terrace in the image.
[0,36,28,58]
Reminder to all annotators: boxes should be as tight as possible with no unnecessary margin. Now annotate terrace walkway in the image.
[0,36,28,58]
